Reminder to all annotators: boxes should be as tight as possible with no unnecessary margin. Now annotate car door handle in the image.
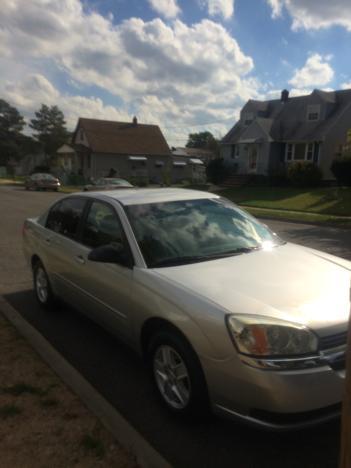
[74,255,85,265]
[45,237,51,245]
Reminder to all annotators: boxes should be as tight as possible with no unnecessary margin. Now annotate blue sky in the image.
[1,0,351,145]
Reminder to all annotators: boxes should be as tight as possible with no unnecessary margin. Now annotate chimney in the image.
[281,89,289,103]
[132,116,138,125]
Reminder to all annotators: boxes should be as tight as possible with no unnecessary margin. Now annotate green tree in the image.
[186,131,220,155]
[30,104,69,156]
[0,99,25,165]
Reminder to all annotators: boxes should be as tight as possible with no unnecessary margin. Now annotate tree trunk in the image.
[340,314,351,468]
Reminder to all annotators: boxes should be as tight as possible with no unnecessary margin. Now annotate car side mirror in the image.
[88,243,133,267]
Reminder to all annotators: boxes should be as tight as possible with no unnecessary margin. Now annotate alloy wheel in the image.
[35,267,49,304]
[153,345,191,410]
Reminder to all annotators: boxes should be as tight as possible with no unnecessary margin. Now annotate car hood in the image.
[153,243,351,335]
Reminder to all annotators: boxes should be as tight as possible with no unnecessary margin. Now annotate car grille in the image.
[319,331,348,350]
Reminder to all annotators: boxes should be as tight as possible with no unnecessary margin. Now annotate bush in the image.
[331,157,351,186]
[66,173,87,185]
[287,162,322,187]
[206,158,227,184]
[129,176,149,187]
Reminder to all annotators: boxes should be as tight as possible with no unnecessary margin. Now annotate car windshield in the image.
[125,198,284,268]
[32,173,55,180]
[95,178,129,185]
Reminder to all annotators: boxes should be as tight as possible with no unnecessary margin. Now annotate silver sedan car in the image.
[23,189,351,429]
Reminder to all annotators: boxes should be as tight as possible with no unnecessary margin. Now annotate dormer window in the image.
[307,105,320,121]
[243,112,253,126]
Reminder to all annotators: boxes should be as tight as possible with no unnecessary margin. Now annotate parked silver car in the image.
[23,189,350,429]
[83,177,133,191]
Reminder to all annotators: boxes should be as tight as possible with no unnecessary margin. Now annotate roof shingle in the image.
[74,118,171,156]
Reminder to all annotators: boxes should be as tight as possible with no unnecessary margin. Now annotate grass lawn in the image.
[217,186,351,217]
[0,176,26,185]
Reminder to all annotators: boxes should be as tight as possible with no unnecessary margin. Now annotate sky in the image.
[1,0,351,146]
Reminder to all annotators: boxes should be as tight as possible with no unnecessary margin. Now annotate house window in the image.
[231,145,240,159]
[286,143,293,161]
[306,143,314,161]
[294,143,305,160]
[285,143,315,162]
[307,105,320,121]
[242,112,253,126]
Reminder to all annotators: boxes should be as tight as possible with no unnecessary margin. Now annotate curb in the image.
[0,295,170,468]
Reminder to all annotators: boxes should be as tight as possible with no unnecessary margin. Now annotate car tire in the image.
[33,261,57,309]
[147,329,209,417]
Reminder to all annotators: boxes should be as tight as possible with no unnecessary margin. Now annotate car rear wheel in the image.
[147,329,209,416]
[33,261,56,309]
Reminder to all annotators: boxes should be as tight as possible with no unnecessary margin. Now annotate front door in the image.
[248,145,259,173]
[71,200,134,340]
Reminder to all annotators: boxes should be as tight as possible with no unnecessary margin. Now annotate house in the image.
[50,144,78,183]
[72,117,171,184]
[221,88,351,180]
[172,147,217,165]
[171,147,207,183]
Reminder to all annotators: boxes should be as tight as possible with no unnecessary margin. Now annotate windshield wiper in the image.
[150,247,261,268]
[150,255,216,268]
[203,246,262,260]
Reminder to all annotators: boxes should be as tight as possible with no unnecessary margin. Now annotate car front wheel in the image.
[148,329,209,416]
[33,261,56,309]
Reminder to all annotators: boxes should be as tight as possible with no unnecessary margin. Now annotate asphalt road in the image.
[1,184,350,468]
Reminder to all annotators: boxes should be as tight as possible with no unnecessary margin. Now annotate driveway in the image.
[0,185,349,468]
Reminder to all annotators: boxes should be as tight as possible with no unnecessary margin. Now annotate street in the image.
[0,184,350,467]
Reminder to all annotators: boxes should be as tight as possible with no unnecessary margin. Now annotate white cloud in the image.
[2,74,130,130]
[341,82,351,90]
[266,0,351,31]
[0,0,259,143]
[288,54,334,88]
[267,0,283,18]
[200,0,235,20]
[289,88,312,97]
[148,0,181,19]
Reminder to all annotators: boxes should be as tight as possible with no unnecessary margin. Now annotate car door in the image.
[67,199,134,340]
[43,197,89,305]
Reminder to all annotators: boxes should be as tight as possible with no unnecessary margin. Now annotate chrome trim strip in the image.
[240,354,325,371]
[240,344,347,371]
[54,273,127,320]
[214,404,341,431]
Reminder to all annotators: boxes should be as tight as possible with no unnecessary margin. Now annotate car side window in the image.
[46,198,86,240]
[81,201,125,249]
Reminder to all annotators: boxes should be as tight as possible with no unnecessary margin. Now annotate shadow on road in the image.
[3,290,341,468]
[274,225,351,261]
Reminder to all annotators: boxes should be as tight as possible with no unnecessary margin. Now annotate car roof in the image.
[76,188,219,206]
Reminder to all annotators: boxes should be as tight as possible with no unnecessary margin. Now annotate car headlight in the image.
[226,314,318,357]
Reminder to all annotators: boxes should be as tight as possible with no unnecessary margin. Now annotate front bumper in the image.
[214,402,341,431]
[202,350,345,430]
